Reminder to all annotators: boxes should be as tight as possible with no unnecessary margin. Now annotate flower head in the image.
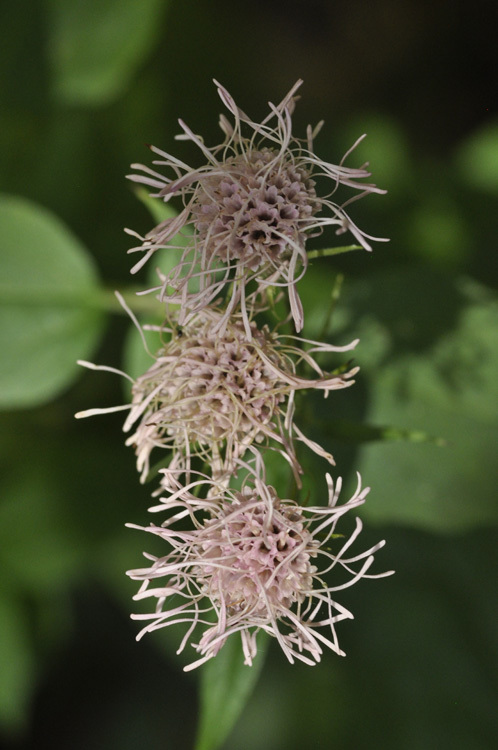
[127,470,392,670]
[127,80,386,332]
[122,306,359,483]
[75,298,359,485]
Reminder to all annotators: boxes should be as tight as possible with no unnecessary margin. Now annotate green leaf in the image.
[134,185,181,227]
[133,186,192,284]
[0,447,85,591]
[122,195,191,383]
[454,120,498,193]
[349,275,498,532]
[195,634,269,750]
[122,313,159,382]
[0,195,104,408]
[342,115,413,193]
[0,594,36,734]
[356,370,498,532]
[406,201,470,269]
[48,0,169,105]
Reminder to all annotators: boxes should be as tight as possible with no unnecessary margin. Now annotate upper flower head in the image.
[127,470,393,670]
[127,80,387,332]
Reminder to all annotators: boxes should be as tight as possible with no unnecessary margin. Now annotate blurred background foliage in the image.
[0,0,497,748]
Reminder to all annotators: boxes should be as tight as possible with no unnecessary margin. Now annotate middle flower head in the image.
[124,306,359,485]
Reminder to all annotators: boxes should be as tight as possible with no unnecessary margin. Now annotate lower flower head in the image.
[127,472,393,670]
[196,485,318,618]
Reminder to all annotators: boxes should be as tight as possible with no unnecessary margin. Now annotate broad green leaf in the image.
[300,265,498,531]
[195,634,269,750]
[351,279,498,531]
[47,0,169,105]
[356,373,498,532]
[0,195,104,408]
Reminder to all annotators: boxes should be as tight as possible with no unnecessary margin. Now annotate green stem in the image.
[0,283,162,316]
[92,287,164,316]
[318,272,344,342]
[307,244,362,259]
[327,419,447,446]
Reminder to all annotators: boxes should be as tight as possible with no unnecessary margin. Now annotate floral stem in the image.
[307,244,362,259]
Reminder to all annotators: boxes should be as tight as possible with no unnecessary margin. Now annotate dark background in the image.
[1,1,497,748]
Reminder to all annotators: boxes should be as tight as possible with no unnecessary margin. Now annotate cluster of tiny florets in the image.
[124,312,282,478]
[191,147,320,272]
[77,79,391,670]
[127,472,390,668]
[196,489,317,616]
[126,78,387,333]
[122,308,359,483]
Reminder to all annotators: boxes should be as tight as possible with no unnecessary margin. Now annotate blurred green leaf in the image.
[455,120,498,193]
[406,200,469,269]
[0,594,36,734]
[300,265,498,531]
[48,0,169,105]
[195,634,269,750]
[343,114,412,193]
[0,195,105,408]
[133,186,192,283]
[0,451,85,590]
[134,185,181,227]
[122,315,159,383]
[352,278,498,531]
[356,364,498,532]
[122,194,189,383]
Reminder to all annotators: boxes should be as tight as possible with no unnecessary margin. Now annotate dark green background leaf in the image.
[47,0,169,105]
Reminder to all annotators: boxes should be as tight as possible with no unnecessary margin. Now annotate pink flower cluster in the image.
[77,81,392,669]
